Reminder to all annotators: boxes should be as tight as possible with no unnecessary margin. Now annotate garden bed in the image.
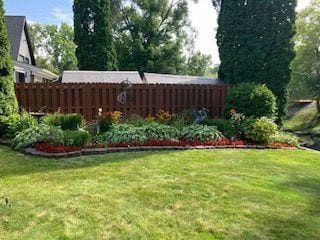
[16,140,298,159]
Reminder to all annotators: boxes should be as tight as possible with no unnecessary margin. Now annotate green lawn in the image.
[0,146,320,240]
[284,103,320,134]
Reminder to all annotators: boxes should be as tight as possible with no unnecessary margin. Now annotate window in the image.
[16,72,25,83]
[18,55,30,64]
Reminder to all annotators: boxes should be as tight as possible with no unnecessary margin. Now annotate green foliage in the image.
[12,124,64,150]
[244,117,278,144]
[114,0,192,74]
[0,0,18,116]
[173,109,195,130]
[61,114,83,130]
[63,130,90,147]
[217,0,296,122]
[202,118,235,138]
[180,125,223,142]
[144,123,179,141]
[289,1,320,114]
[6,112,37,138]
[224,83,277,119]
[28,23,78,74]
[105,124,147,144]
[125,114,148,127]
[42,113,83,130]
[0,115,8,137]
[186,52,212,76]
[74,0,118,70]
[270,132,299,146]
[41,112,65,127]
[97,115,113,133]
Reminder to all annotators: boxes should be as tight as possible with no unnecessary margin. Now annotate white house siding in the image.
[18,29,32,65]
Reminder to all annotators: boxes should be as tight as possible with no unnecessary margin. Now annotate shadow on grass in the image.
[0,145,177,178]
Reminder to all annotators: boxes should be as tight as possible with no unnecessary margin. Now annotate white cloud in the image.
[51,7,73,24]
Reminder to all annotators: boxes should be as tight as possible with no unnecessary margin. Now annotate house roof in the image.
[62,71,143,84]
[5,16,36,65]
[144,73,223,85]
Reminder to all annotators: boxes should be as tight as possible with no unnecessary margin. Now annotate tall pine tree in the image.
[0,0,18,116]
[73,0,118,70]
[216,0,296,123]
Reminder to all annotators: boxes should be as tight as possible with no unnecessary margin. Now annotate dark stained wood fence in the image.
[15,83,229,120]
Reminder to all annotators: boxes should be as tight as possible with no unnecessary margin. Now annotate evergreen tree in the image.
[73,0,118,70]
[0,0,18,116]
[216,0,296,123]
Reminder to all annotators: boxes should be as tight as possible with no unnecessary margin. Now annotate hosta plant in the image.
[12,124,64,150]
[144,123,179,140]
[180,125,223,142]
[104,124,147,144]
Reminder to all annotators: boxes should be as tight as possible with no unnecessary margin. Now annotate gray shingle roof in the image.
[144,73,223,85]
[4,16,35,65]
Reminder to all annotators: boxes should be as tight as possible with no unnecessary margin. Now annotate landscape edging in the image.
[20,145,298,159]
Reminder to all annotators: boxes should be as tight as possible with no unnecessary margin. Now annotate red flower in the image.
[229,108,236,115]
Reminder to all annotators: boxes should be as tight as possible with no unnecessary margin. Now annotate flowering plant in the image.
[156,110,172,124]
[229,109,246,138]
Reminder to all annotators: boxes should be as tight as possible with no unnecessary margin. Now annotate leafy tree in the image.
[29,23,78,75]
[73,0,118,71]
[215,0,296,124]
[0,0,18,116]
[114,0,193,74]
[289,0,320,114]
[186,52,212,76]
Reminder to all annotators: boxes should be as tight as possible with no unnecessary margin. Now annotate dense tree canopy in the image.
[289,0,320,114]
[29,23,78,75]
[73,0,118,70]
[113,0,194,74]
[0,0,18,116]
[216,0,297,123]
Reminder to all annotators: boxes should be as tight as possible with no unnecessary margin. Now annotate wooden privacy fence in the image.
[15,83,229,120]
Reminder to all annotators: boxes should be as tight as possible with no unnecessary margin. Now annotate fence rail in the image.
[15,83,229,120]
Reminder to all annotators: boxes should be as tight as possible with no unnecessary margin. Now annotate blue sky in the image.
[4,0,73,24]
[3,0,310,64]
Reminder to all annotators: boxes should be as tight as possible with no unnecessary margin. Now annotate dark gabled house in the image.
[5,16,58,83]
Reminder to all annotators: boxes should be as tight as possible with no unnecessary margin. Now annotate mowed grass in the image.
[285,103,320,134]
[0,146,320,240]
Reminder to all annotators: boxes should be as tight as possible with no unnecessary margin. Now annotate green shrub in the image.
[12,124,64,150]
[97,115,113,133]
[41,112,65,127]
[173,109,195,130]
[145,122,179,140]
[0,116,8,137]
[180,125,223,142]
[105,124,147,144]
[270,132,299,146]
[202,118,236,138]
[61,114,83,130]
[6,112,37,138]
[42,113,83,130]
[224,83,276,118]
[244,117,278,143]
[126,114,148,127]
[63,130,90,147]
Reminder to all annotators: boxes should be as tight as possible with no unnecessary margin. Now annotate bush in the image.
[244,117,278,143]
[97,115,113,133]
[145,122,179,140]
[63,130,90,147]
[126,114,148,127]
[0,116,8,137]
[224,83,276,118]
[180,125,223,142]
[202,118,236,138]
[12,124,64,150]
[270,132,299,146]
[173,109,195,130]
[42,113,83,130]
[104,124,147,144]
[6,112,37,138]
[61,114,83,130]
[41,112,65,127]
